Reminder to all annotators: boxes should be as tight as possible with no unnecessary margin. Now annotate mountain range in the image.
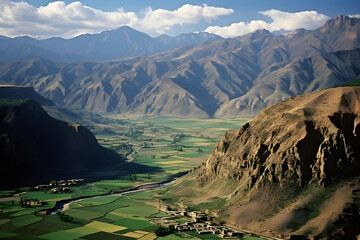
[0,27,222,62]
[0,15,359,117]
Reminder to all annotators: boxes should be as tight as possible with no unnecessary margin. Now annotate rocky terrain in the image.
[166,86,360,239]
[199,86,360,187]
[0,99,124,189]
[0,16,359,117]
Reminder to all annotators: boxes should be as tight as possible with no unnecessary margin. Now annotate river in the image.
[48,178,178,215]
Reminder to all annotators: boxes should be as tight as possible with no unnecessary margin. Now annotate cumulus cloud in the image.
[0,1,233,39]
[348,14,360,18]
[138,4,234,35]
[205,10,330,38]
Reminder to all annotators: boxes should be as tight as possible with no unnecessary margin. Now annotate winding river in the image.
[48,178,178,215]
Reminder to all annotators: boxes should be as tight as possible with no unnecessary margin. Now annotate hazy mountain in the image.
[170,86,360,239]
[0,16,359,117]
[0,27,223,62]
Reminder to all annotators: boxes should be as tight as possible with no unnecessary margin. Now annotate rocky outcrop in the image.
[0,99,123,189]
[198,86,360,188]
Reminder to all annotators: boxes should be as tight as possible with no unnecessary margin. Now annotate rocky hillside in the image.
[165,86,360,239]
[0,99,124,189]
[199,86,360,187]
[0,16,359,117]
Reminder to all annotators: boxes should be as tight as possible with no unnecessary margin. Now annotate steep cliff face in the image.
[0,99,123,189]
[198,87,360,188]
[176,86,360,239]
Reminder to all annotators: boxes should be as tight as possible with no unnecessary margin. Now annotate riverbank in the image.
[46,172,187,215]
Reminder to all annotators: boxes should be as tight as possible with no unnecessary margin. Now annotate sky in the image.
[2,0,360,39]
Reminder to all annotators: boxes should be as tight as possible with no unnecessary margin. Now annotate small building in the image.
[189,211,199,218]
[30,200,43,207]
[176,226,189,231]
[161,205,172,212]
[197,228,211,234]
[161,217,174,222]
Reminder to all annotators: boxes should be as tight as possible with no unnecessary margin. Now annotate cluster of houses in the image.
[33,179,84,193]
[159,205,243,238]
[19,198,43,208]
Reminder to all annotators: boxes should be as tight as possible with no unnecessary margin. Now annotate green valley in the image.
[0,115,267,240]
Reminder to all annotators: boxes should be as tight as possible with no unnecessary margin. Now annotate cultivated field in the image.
[0,115,266,240]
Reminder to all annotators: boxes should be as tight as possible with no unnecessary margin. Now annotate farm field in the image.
[0,115,255,240]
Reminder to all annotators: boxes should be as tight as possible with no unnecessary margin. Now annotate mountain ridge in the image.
[0,26,223,62]
[0,16,359,117]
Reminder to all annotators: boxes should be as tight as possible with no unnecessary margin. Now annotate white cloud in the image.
[348,14,360,18]
[205,10,330,38]
[0,1,233,39]
[137,4,234,35]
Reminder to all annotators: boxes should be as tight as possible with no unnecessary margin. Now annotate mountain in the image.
[0,99,132,189]
[0,85,55,106]
[166,86,360,239]
[0,16,359,117]
[215,48,360,117]
[0,27,223,62]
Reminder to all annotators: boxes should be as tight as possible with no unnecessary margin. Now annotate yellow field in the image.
[155,160,187,165]
[138,233,157,240]
[84,221,127,232]
[122,230,149,238]
[65,226,100,235]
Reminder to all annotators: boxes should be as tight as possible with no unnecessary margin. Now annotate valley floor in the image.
[0,116,267,240]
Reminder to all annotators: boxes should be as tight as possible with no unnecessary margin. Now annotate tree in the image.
[155,226,167,236]
[155,225,174,236]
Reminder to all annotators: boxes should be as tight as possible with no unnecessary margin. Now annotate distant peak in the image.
[321,15,360,30]
[247,29,273,39]
[283,28,306,37]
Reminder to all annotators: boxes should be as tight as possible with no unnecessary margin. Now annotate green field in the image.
[0,115,250,240]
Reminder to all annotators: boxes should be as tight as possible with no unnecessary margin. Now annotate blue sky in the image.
[3,0,360,39]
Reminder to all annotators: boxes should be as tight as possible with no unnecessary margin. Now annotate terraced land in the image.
[0,116,255,240]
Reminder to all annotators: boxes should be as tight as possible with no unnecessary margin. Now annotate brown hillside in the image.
[200,86,360,187]
[165,86,360,239]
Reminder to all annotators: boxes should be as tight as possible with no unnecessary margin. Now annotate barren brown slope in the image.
[215,48,360,117]
[0,16,359,117]
[164,86,360,239]
[201,86,360,186]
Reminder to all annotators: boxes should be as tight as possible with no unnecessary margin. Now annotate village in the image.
[33,178,84,193]
[151,204,249,239]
